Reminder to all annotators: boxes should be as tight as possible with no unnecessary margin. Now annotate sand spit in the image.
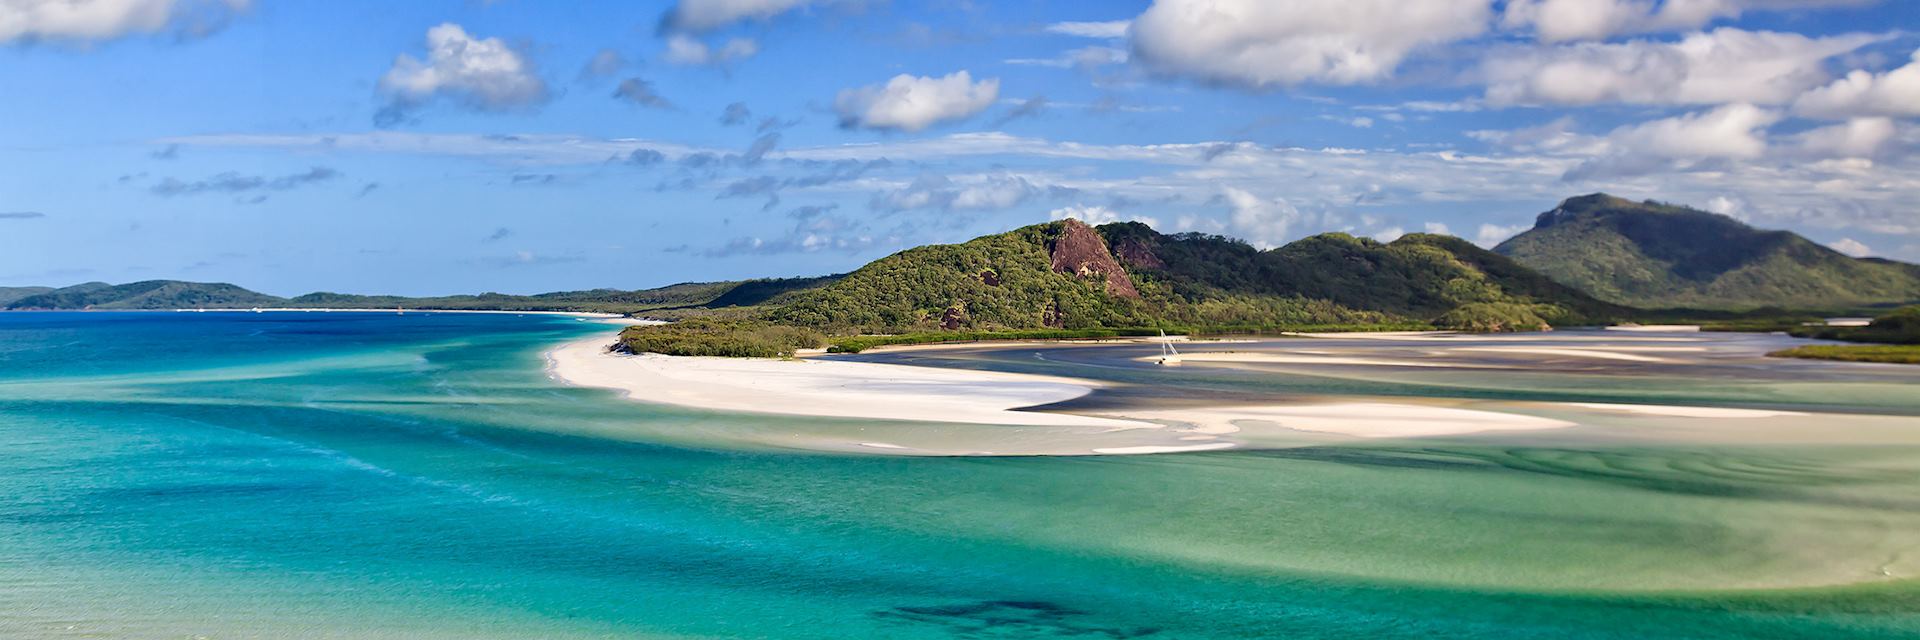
[546,336,1149,429]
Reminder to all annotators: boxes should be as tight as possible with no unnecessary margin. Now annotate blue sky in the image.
[2,0,1917,296]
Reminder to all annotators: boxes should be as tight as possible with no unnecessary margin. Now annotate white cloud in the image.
[1610,103,1780,159]
[1475,223,1528,248]
[165,128,1920,245]
[872,173,1055,213]
[662,34,758,65]
[1483,29,1880,107]
[1005,46,1128,69]
[1049,205,1160,228]
[1221,187,1301,248]
[834,71,999,132]
[0,0,250,43]
[1793,49,1920,119]
[1795,117,1896,159]
[1128,0,1492,87]
[378,23,547,117]
[1373,226,1407,242]
[1322,115,1375,128]
[1424,222,1452,235]
[661,0,816,33]
[1567,103,1782,178]
[1046,20,1130,39]
[1500,0,1876,42]
[1704,195,1747,219]
[1828,237,1873,257]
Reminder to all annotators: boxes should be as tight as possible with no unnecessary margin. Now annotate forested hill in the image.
[764,218,1621,333]
[4,281,283,310]
[1495,194,1920,310]
[0,286,54,306]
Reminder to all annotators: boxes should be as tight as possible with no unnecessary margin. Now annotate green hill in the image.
[761,218,1616,334]
[0,286,53,306]
[5,280,285,310]
[1494,194,1920,310]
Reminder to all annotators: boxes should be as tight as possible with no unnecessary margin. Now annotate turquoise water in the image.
[2,313,1918,638]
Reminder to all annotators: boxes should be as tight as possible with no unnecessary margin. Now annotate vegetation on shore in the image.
[820,322,1436,353]
[1788,306,1920,344]
[1767,307,1920,365]
[615,318,825,358]
[1767,345,1920,364]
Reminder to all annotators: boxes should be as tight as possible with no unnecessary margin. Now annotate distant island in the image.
[8,194,1918,361]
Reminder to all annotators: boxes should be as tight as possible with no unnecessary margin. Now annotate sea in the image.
[1,311,1916,638]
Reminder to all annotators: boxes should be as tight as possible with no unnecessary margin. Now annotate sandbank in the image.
[546,336,1149,429]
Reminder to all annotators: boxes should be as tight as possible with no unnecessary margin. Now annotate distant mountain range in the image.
[1495,194,1920,310]
[10,194,1915,325]
[0,278,830,315]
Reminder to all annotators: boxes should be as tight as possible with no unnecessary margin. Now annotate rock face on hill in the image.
[1495,194,1920,310]
[1047,218,1139,298]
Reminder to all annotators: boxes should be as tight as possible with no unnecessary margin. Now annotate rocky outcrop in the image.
[1047,219,1140,298]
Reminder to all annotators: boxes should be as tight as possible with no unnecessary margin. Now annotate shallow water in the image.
[2,313,1918,638]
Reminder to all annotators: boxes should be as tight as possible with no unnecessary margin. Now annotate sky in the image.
[2,0,1918,296]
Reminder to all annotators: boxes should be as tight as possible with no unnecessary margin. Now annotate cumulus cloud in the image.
[663,34,757,65]
[1482,29,1880,107]
[1219,187,1302,248]
[1048,204,1159,228]
[1567,103,1782,178]
[1610,103,1780,159]
[1045,20,1130,39]
[660,0,817,33]
[1424,222,1452,235]
[1129,0,1491,88]
[1793,49,1920,119]
[834,71,999,132]
[1828,237,1872,257]
[0,0,251,44]
[1500,0,1877,42]
[1795,117,1897,159]
[377,23,547,123]
[1475,223,1529,248]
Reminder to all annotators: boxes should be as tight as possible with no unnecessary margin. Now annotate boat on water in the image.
[1156,329,1182,366]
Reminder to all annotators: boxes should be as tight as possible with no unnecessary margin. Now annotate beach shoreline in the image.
[540,330,1630,456]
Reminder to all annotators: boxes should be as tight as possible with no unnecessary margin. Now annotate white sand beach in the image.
[547,332,1606,455]
[546,336,1150,429]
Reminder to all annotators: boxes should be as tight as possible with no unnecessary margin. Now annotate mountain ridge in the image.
[1495,194,1920,310]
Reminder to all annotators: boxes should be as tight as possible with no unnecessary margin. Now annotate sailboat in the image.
[1156,329,1182,366]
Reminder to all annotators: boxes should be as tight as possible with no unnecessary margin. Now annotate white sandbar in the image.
[1563,403,1808,419]
[547,336,1149,429]
[1104,402,1577,439]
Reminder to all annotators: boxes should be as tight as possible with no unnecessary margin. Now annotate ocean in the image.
[2,312,1916,638]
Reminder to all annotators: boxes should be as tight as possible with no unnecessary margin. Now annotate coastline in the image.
[543,330,1617,456]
